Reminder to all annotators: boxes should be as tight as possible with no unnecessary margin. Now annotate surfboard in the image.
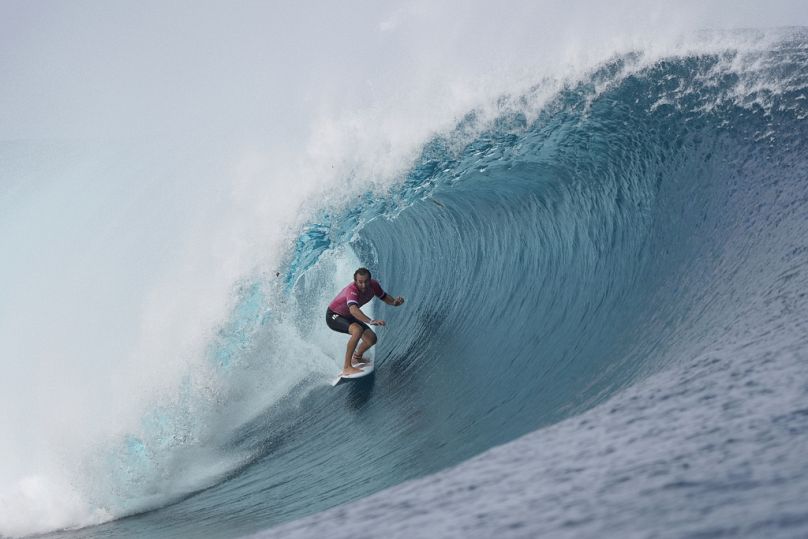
[331,357,374,386]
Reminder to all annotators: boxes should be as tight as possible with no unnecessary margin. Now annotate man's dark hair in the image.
[354,267,372,281]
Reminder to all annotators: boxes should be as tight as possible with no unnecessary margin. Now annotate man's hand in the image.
[393,296,405,306]
[370,319,386,326]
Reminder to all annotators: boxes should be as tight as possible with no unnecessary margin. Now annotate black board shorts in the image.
[326,309,370,334]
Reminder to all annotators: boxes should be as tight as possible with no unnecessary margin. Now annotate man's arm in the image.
[382,295,405,306]
[349,304,385,325]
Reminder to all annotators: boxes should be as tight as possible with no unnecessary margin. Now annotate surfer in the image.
[326,267,405,376]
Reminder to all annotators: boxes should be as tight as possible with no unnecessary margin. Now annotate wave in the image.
[3,24,807,539]
[251,31,808,538]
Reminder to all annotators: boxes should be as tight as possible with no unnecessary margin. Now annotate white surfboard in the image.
[331,357,375,386]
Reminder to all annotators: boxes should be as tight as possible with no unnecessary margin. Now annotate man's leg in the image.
[342,323,365,374]
[353,329,377,361]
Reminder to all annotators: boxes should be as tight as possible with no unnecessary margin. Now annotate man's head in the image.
[353,267,372,291]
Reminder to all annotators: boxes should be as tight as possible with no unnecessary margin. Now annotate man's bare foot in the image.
[342,366,364,376]
[352,353,369,366]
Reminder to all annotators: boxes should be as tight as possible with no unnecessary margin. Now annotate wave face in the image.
[26,30,808,539]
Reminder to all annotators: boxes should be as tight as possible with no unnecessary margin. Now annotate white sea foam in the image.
[0,475,111,537]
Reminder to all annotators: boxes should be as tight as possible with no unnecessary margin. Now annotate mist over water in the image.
[2,1,807,537]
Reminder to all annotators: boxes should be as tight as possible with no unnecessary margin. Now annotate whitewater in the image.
[2,2,808,538]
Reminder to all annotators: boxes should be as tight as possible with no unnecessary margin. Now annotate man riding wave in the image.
[326,267,405,376]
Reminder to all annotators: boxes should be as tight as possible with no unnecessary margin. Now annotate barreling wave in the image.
[290,28,808,437]
[31,29,808,539]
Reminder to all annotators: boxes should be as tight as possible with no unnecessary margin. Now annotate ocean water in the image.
[2,3,808,539]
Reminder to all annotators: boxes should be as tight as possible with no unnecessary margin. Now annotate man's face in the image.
[355,274,370,291]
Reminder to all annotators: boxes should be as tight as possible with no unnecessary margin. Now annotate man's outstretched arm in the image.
[382,294,405,306]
